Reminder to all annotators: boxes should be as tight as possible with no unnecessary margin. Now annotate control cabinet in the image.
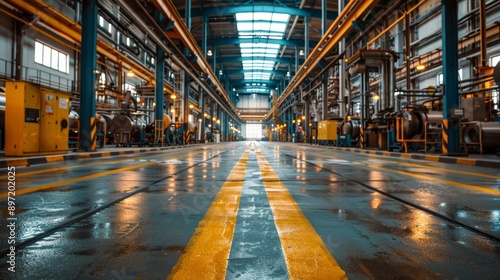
[5,81,69,156]
[317,120,338,141]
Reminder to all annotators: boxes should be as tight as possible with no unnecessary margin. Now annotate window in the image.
[245,123,262,139]
[437,69,462,85]
[34,41,68,73]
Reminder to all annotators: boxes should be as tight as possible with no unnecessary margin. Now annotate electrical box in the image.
[5,81,69,156]
[317,120,337,141]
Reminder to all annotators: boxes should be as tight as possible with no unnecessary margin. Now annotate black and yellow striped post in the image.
[359,125,365,149]
[442,119,449,154]
[90,117,96,151]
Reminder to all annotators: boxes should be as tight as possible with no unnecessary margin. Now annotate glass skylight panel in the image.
[235,12,290,93]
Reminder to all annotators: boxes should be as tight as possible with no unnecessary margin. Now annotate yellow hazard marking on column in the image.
[254,149,348,280]
[167,149,250,280]
[442,119,449,154]
[91,117,96,151]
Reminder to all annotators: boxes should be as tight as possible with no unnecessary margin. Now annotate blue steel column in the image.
[322,0,327,35]
[201,15,207,143]
[185,0,191,30]
[202,16,207,61]
[80,0,97,152]
[304,17,309,59]
[295,47,299,77]
[156,47,165,134]
[442,0,460,153]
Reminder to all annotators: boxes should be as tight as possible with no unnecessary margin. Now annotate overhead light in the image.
[299,49,304,56]
[126,70,135,77]
[416,56,425,71]
[189,104,194,109]
[207,50,213,56]
[170,94,176,100]
[286,71,290,77]
[219,70,223,75]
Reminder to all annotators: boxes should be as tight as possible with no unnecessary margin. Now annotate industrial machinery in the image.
[317,119,339,146]
[395,106,443,153]
[5,81,69,156]
[462,121,500,154]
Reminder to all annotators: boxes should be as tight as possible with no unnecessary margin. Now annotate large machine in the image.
[5,81,69,156]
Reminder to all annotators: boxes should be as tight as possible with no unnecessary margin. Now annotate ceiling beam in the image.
[186,5,337,19]
[205,37,318,48]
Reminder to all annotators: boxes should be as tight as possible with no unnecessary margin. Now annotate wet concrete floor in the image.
[0,141,499,279]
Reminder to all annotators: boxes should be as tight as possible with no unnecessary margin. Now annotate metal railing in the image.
[0,58,75,93]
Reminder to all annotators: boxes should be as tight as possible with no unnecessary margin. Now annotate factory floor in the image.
[0,141,499,279]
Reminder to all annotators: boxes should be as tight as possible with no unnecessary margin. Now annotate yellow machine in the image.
[317,120,338,141]
[5,81,70,156]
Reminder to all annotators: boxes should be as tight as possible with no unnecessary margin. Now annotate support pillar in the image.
[442,0,460,154]
[79,0,97,152]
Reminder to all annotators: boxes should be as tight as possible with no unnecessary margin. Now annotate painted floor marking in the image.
[312,152,500,195]
[255,148,348,280]
[0,150,207,198]
[167,148,250,279]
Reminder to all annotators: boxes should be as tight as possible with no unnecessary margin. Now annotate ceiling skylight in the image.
[235,12,290,93]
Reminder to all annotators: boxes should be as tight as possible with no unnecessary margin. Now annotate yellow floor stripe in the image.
[167,149,250,280]
[0,149,193,179]
[0,150,206,198]
[255,149,348,280]
[312,152,499,180]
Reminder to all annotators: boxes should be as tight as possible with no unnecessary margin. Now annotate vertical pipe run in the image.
[405,6,411,103]
[201,90,206,142]
[479,0,487,68]
[338,0,346,118]
[80,0,97,152]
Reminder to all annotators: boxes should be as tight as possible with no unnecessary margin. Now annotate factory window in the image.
[246,123,262,139]
[437,69,462,85]
[98,15,112,34]
[34,41,68,73]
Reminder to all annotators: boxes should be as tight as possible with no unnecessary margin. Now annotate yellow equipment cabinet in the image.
[317,120,338,141]
[5,81,69,156]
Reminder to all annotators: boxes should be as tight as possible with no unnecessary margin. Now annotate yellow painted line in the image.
[46,156,64,163]
[0,149,193,179]
[255,149,348,280]
[167,149,250,280]
[423,155,439,162]
[0,150,206,198]
[311,153,500,195]
[312,152,499,180]
[456,158,477,166]
[0,161,153,199]
[5,159,28,166]
[401,154,412,159]
[363,163,500,195]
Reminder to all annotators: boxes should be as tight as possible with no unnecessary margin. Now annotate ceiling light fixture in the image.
[299,49,304,56]
[207,50,213,56]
